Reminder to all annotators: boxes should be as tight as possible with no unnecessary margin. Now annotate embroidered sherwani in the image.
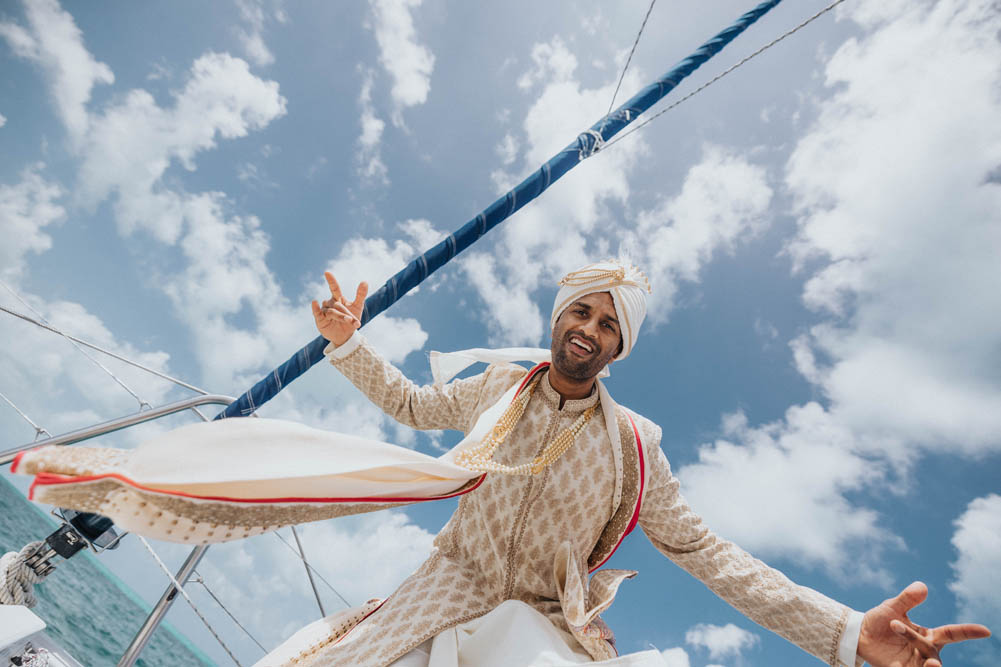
[290,334,858,667]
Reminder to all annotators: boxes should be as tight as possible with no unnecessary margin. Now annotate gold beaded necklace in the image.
[455,372,597,476]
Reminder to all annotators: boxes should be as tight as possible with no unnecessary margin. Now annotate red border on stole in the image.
[16,363,553,505]
[588,412,644,574]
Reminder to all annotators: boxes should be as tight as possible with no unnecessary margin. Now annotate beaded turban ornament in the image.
[551,260,652,361]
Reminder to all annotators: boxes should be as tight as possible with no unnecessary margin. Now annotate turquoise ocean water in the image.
[1,476,213,666]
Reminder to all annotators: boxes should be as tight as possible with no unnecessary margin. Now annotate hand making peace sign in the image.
[311,271,369,346]
[859,581,991,667]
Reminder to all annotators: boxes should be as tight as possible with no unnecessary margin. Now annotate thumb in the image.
[888,581,928,615]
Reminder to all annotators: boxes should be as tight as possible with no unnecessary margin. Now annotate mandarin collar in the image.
[538,368,600,412]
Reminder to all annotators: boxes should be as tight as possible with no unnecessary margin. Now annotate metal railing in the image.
[0,394,235,465]
[1,394,236,666]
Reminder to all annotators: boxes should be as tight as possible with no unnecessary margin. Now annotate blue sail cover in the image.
[218,0,783,419]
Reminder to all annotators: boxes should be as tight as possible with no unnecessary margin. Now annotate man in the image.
[311,260,989,667]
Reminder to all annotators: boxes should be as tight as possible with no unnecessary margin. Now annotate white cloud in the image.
[306,156,328,181]
[357,69,389,185]
[234,0,285,66]
[327,228,423,293]
[461,252,545,346]
[685,622,759,661]
[17,41,295,390]
[622,145,772,325]
[0,0,113,143]
[466,39,772,348]
[464,37,647,346]
[517,37,578,90]
[783,0,1001,457]
[368,0,435,123]
[0,164,65,281]
[321,219,444,363]
[677,406,900,582]
[673,0,1001,585]
[0,289,179,443]
[949,493,1001,660]
[78,51,287,243]
[0,112,6,127]
[364,316,429,365]
[158,193,303,389]
[193,511,435,653]
[399,217,445,251]
[660,646,690,667]
[495,133,519,166]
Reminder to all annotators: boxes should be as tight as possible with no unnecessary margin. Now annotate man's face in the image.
[550,292,622,381]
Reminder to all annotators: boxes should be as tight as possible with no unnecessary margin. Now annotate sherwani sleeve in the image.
[324,331,523,433]
[638,432,863,667]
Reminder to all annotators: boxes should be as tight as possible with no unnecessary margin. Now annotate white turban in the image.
[550,259,651,361]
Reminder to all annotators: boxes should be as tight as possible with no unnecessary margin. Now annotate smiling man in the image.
[310,259,989,667]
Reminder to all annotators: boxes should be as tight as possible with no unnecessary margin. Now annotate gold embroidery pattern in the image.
[586,407,640,571]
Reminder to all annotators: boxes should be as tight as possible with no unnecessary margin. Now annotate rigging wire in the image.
[273,529,353,609]
[135,535,245,666]
[0,389,50,440]
[605,0,659,116]
[291,525,327,617]
[191,571,268,654]
[0,281,152,411]
[0,303,210,396]
[601,0,847,152]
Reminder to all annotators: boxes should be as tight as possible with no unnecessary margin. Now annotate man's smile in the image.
[568,334,596,357]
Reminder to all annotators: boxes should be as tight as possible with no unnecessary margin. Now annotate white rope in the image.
[134,535,244,666]
[0,280,151,411]
[601,0,848,152]
[0,542,46,607]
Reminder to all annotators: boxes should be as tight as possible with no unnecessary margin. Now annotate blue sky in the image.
[1,0,1000,665]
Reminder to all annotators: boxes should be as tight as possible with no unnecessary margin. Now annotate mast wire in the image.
[135,535,244,666]
[0,281,152,411]
[0,303,210,396]
[272,529,353,609]
[606,0,659,117]
[0,389,50,440]
[601,0,847,152]
[191,571,268,654]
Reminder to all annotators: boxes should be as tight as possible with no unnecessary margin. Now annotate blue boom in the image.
[217,0,784,419]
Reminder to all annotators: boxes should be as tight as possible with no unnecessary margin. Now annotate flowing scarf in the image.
[13,350,628,544]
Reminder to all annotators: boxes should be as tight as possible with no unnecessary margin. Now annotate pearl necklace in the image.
[455,374,597,476]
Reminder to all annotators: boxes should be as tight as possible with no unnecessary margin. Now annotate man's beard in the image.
[551,330,614,380]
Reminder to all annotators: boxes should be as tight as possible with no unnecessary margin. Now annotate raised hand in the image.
[858,581,991,667]
[311,271,368,345]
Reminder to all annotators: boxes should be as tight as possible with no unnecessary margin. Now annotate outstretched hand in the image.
[311,271,368,345]
[858,582,991,667]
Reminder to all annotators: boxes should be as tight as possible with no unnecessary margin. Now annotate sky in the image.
[1,0,1000,665]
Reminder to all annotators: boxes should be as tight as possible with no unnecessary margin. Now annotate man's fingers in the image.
[887,581,929,615]
[324,271,343,301]
[891,620,939,660]
[351,281,369,311]
[932,623,992,647]
[330,301,361,325]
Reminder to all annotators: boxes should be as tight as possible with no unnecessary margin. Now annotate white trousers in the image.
[388,600,667,667]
